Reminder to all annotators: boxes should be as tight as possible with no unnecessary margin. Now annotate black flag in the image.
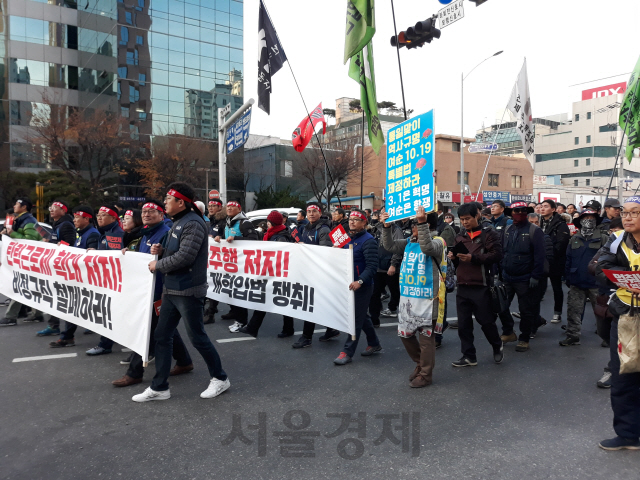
[257,0,287,114]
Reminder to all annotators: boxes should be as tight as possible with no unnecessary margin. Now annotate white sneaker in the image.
[201,377,231,399]
[228,321,244,333]
[132,387,170,403]
[551,314,561,324]
[381,309,398,318]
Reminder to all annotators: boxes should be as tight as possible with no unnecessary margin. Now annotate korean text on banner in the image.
[0,238,156,361]
[603,270,640,291]
[206,239,356,336]
[385,110,436,222]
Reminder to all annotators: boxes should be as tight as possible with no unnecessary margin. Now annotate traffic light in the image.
[390,16,441,50]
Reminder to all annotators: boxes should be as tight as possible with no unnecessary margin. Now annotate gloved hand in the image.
[529,277,539,289]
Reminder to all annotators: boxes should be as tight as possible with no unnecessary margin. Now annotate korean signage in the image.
[533,175,548,184]
[482,191,511,203]
[226,107,252,153]
[538,192,561,203]
[581,82,627,101]
[437,191,453,203]
[603,270,640,291]
[468,142,498,153]
[329,225,351,248]
[385,110,436,222]
[438,0,464,29]
[511,194,532,203]
[574,194,603,210]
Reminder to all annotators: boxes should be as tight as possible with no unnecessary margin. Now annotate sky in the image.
[241,0,640,141]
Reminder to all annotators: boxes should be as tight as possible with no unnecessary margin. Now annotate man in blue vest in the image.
[292,202,341,348]
[133,183,229,402]
[85,204,125,356]
[490,200,513,238]
[333,209,381,365]
[49,206,100,348]
[111,199,194,387]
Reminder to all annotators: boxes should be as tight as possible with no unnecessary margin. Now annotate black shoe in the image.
[381,293,390,301]
[494,345,504,364]
[0,318,17,327]
[221,313,235,320]
[448,320,459,329]
[435,339,442,349]
[559,335,580,346]
[292,336,312,349]
[277,331,294,338]
[203,314,216,325]
[319,329,340,342]
[238,325,257,338]
[83,329,94,335]
[372,320,381,328]
[451,356,477,367]
[599,436,640,451]
[601,339,610,348]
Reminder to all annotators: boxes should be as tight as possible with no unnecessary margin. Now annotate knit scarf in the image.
[264,224,287,241]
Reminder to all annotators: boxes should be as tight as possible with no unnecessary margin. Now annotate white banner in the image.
[0,237,155,361]
[206,239,356,336]
[508,59,534,166]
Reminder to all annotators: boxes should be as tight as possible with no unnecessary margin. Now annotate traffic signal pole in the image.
[390,0,408,121]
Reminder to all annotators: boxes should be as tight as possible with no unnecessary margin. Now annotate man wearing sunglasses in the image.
[498,202,546,352]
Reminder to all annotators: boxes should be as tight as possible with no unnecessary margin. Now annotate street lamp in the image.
[460,50,503,203]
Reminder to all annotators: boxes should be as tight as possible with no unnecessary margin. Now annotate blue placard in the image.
[226,107,252,153]
[385,110,436,222]
[482,191,511,203]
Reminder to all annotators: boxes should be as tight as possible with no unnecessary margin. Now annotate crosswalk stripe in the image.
[13,353,78,363]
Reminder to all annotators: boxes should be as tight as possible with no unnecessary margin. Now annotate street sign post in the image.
[209,190,220,199]
[468,142,498,153]
[438,0,464,29]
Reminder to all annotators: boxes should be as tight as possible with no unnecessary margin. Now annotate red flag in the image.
[292,103,326,153]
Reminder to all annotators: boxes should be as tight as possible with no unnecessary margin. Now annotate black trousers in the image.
[369,271,401,324]
[456,285,502,360]
[498,281,540,342]
[229,305,248,324]
[302,321,339,339]
[549,274,564,314]
[246,310,294,336]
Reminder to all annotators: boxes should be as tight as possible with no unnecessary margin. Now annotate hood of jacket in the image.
[214,210,228,222]
[52,214,74,227]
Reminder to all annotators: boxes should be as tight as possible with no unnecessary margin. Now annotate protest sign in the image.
[603,270,640,291]
[0,237,156,361]
[206,239,356,335]
[329,225,351,248]
[385,110,436,222]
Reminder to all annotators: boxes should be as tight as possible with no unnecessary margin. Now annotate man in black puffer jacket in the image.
[369,219,403,326]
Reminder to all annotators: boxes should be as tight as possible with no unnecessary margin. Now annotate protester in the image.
[602,198,622,225]
[539,199,571,324]
[238,211,295,338]
[49,206,100,347]
[556,203,566,215]
[561,208,609,346]
[331,208,350,232]
[333,209,382,365]
[36,200,76,336]
[528,202,537,209]
[112,200,194,387]
[295,209,309,229]
[594,197,640,450]
[205,198,225,324]
[534,203,542,215]
[380,207,446,388]
[498,202,546,352]
[490,200,513,234]
[444,213,459,234]
[133,182,229,402]
[214,200,258,332]
[292,202,341,348]
[122,209,144,250]
[567,204,577,216]
[449,203,504,366]
[83,204,125,356]
[0,198,44,326]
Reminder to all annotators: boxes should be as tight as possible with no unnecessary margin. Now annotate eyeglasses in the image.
[512,208,528,214]
[621,211,640,218]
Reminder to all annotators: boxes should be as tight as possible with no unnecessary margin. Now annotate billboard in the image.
[581,82,627,101]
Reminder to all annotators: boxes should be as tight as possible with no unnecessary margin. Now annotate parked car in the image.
[245,207,303,229]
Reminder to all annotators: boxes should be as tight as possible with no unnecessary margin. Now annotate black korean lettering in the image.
[221,274,234,298]
[373,412,420,457]
[325,412,367,460]
[53,281,68,314]
[248,279,267,304]
[40,279,53,308]
[232,276,248,301]
[272,410,321,458]
[272,281,291,307]
[221,413,267,457]
[29,275,42,304]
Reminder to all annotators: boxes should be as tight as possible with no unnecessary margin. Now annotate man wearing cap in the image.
[49,206,100,347]
[603,198,622,225]
[498,202,546,352]
[594,196,640,451]
[133,182,229,402]
[561,208,609,346]
[85,204,125,356]
[540,199,571,324]
[111,199,194,387]
[292,202,341,348]
[214,200,258,332]
[36,200,76,336]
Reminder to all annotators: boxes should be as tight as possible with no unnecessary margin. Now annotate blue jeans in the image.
[151,294,227,391]
[342,284,380,358]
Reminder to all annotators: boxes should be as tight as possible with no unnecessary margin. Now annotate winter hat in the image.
[573,208,603,229]
[194,201,206,215]
[505,201,534,216]
[267,210,283,226]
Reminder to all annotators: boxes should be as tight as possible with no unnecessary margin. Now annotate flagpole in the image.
[390,0,408,120]
[475,104,510,200]
[261,1,342,208]
[360,110,365,208]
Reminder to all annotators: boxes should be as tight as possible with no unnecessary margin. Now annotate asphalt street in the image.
[0,289,638,480]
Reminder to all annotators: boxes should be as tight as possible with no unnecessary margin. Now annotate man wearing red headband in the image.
[292,202,341,348]
[213,199,258,332]
[85,204,125,356]
[133,182,229,402]
[204,198,226,323]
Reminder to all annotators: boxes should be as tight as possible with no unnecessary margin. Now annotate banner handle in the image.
[350,244,356,341]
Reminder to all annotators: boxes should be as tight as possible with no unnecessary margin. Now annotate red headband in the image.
[74,211,93,219]
[99,206,118,218]
[124,210,133,217]
[307,205,321,212]
[167,189,193,204]
[142,202,164,213]
[510,202,528,209]
[209,199,222,206]
[349,211,367,221]
[52,202,67,212]
[227,201,241,208]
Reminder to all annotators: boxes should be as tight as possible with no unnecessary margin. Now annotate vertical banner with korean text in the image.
[0,237,155,361]
[385,110,436,222]
[206,239,356,336]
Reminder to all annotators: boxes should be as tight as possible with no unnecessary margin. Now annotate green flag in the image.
[620,55,640,162]
[348,41,384,155]
[343,0,375,64]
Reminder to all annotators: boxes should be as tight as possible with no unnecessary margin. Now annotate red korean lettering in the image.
[260,251,276,277]
[96,256,113,291]
[222,247,238,273]
[84,256,102,288]
[209,246,223,269]
[28,246,45,274]
[244,249,262,275]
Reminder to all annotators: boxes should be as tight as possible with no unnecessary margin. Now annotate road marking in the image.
[13,353,78,363]
[217,337,256,343]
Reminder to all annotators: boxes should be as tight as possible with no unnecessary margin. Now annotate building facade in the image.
[1,0,243,171]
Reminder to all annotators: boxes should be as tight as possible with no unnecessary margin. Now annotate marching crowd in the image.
[1,185,639,451]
